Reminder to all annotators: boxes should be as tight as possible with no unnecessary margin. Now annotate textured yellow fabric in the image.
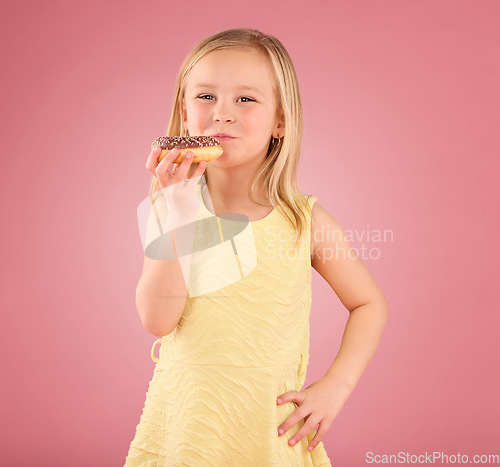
[124,180,332,466]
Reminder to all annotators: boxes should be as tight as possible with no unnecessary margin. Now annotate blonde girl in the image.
[125,28,387,466]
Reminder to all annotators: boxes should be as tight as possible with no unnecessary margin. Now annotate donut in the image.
[152,136,223,165]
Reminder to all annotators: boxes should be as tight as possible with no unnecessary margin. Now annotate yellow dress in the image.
[124,178,332,466]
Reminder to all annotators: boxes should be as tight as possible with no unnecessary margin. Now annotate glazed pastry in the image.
[152,136,223,164]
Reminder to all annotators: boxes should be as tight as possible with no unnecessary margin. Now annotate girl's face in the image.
[182,48,284,168]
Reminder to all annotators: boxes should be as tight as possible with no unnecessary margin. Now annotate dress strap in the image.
[151,337,163,363]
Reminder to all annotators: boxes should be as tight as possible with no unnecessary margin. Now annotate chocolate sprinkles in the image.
[151,136,221,150]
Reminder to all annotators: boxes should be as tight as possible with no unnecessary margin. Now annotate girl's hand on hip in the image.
[276,375,353,452]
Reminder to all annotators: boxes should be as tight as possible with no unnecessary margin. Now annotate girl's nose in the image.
[213,104,235,123]
[213,113,235,123]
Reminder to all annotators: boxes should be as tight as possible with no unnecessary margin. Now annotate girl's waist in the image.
[151,337,304,372]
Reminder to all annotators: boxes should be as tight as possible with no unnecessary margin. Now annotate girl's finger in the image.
[168,163,179,175]
[184,160,207,188]
[287,415,319,447]
[306,421,329,452]
[175,150,195,180]
[146,146,180,176]
[188,160,207,181]
[145,146,162,175]
[155,150,183,186]
[196,160,207,175]
[157,148,180,170]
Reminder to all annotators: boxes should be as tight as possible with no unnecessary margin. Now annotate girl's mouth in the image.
[212,133,236,141]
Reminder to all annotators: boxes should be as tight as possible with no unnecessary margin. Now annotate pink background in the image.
[1,0,499,465]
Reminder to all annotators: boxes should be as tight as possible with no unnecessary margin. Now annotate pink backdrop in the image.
[1,0,499,465]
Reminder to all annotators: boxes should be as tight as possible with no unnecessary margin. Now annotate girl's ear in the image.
[274,110,285,138]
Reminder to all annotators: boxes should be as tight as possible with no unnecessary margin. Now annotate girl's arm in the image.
[136,245,189,337]
[276,202,388,452]
[138,148,206,337]
[137,194,197,337]
[310,202,388,390]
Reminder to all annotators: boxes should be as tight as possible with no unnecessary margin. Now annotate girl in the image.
[125,28,388,466]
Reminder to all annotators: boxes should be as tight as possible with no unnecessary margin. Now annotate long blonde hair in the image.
[149,28,312,248]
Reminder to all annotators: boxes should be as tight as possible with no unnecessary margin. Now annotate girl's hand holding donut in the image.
[146,136,222,219]
[146,146,206,218]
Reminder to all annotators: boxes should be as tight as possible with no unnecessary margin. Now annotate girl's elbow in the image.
[140,312,178,337]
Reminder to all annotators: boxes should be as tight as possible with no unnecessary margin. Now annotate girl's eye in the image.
[197,95,255,103]
[198,94,215,100]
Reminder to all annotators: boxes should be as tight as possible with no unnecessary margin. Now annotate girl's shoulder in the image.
[290,191,318,210]
[273,192,318,222]
[307,196,344,239]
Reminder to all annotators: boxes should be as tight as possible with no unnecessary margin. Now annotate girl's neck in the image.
[205,163,269,208]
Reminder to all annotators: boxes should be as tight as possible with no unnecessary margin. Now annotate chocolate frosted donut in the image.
[152,136,223,165]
